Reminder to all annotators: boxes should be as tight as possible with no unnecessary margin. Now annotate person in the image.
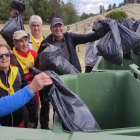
[85,15,105,73]
[12,30,39,128]
[0,44,25,127]
[38,17,102,72]
[37,17,103,129]
[28,15,44,53]
[0,72,53,118]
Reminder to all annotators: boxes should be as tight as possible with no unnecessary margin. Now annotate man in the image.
[85,15,105,73]
[0,72,53,118]
[29,15,44,53]
[38,17,102,72]
[12,30,39,128]
[37,17,103,129]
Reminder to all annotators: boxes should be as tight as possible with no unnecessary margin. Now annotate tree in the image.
[112,3,116,9]
[29,0,52,22]
[123,0,128,4]
[80,13,89,20]
[22,0,34,22]
[0,0,12,20]
[106,11,128,21]
[62,1,80,25]
[49,0,63,21]
[107,4,112,11]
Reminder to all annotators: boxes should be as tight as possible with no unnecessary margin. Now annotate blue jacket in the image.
[0,86,35,118]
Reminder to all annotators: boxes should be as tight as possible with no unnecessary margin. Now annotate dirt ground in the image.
[0,24,86,72]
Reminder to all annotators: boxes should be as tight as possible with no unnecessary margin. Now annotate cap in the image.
[51,18,63,27]
[13,30,28,40]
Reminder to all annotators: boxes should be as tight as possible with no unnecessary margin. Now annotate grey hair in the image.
[29,15,43,25]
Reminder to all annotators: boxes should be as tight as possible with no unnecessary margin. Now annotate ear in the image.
[13,40,16,47]
[50,26,53,32]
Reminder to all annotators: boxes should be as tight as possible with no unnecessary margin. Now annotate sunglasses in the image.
[0,52,11,59]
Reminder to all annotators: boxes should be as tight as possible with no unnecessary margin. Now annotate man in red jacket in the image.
[12,30,39,128]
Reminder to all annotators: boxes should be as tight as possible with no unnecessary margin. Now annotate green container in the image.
[93,54,140,71]
[53,64,140,135]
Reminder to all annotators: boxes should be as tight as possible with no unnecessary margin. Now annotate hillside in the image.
[105,3,140,20]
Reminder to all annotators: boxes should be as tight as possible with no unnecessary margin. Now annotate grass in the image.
[0,24,86,72]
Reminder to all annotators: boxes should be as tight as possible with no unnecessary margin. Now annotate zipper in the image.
[6,74,14,127]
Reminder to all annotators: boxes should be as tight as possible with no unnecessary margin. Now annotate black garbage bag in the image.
[39,43,80,75]
[0,0,25,49]
[10,0,25,12]
[44,70,101,132]
[92,19,111,36]
[121,18,135,31]
[133,19,140,31]
[118,24,140,54]
[132,20,140,55]
[96,20,123,65]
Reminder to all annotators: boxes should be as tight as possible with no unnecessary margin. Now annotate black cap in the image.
[51,18,63,27]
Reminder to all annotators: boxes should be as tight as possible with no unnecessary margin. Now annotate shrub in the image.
[105,11,128,21]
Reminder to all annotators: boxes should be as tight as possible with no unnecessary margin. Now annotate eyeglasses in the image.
[0,52,11,59]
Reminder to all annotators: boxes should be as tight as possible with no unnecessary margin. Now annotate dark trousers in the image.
[39,89,50,129]
[85,66,93,73]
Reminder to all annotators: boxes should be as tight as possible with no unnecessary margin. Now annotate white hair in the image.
[29,15,43,25]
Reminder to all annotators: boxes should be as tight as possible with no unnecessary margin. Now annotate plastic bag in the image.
[45,70,101,132]
[39,43,80,75]
[118,24,140,54]
[133,20,140,55]
[121,18,135,31]
[96,20,123,65]
[10,0,25,12]
[92,19,111,36]
[0,0,25,49]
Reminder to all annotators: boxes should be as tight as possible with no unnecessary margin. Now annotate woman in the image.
[0,44,24,127]
[0,72,53,118]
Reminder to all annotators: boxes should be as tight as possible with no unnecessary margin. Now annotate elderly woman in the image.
[0,44,24,127]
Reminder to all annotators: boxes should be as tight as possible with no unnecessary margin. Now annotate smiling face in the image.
[30,22,42,36]
[13,37,29,52]
[50,24,64,40]
[0,46,10,71]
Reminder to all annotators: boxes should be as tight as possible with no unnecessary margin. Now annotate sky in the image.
[62,0,124,15]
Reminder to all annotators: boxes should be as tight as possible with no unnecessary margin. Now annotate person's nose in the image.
[23,41,27,45]
[2,55,6,59]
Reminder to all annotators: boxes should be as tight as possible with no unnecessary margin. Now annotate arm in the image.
[68,32,101,46]
[0,86,35,118]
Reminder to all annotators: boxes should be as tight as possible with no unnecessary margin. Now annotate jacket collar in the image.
[0,67,10,76]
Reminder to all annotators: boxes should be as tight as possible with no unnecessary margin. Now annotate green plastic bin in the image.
[92,54,140,71]
[53,64,140,134]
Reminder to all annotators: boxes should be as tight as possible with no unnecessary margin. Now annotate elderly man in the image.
[12,30,39,128]
[38,18,102,72]
[28,15,44,53]
[85,15,105,73]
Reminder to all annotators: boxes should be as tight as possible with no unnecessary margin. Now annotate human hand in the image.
[27,122,35,128]
[28,72,53,93]
[10,9,19,16]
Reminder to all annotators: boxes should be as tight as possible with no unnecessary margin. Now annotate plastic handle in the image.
[129,64,140,76]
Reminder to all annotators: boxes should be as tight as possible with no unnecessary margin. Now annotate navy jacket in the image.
[38,32,100,72]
